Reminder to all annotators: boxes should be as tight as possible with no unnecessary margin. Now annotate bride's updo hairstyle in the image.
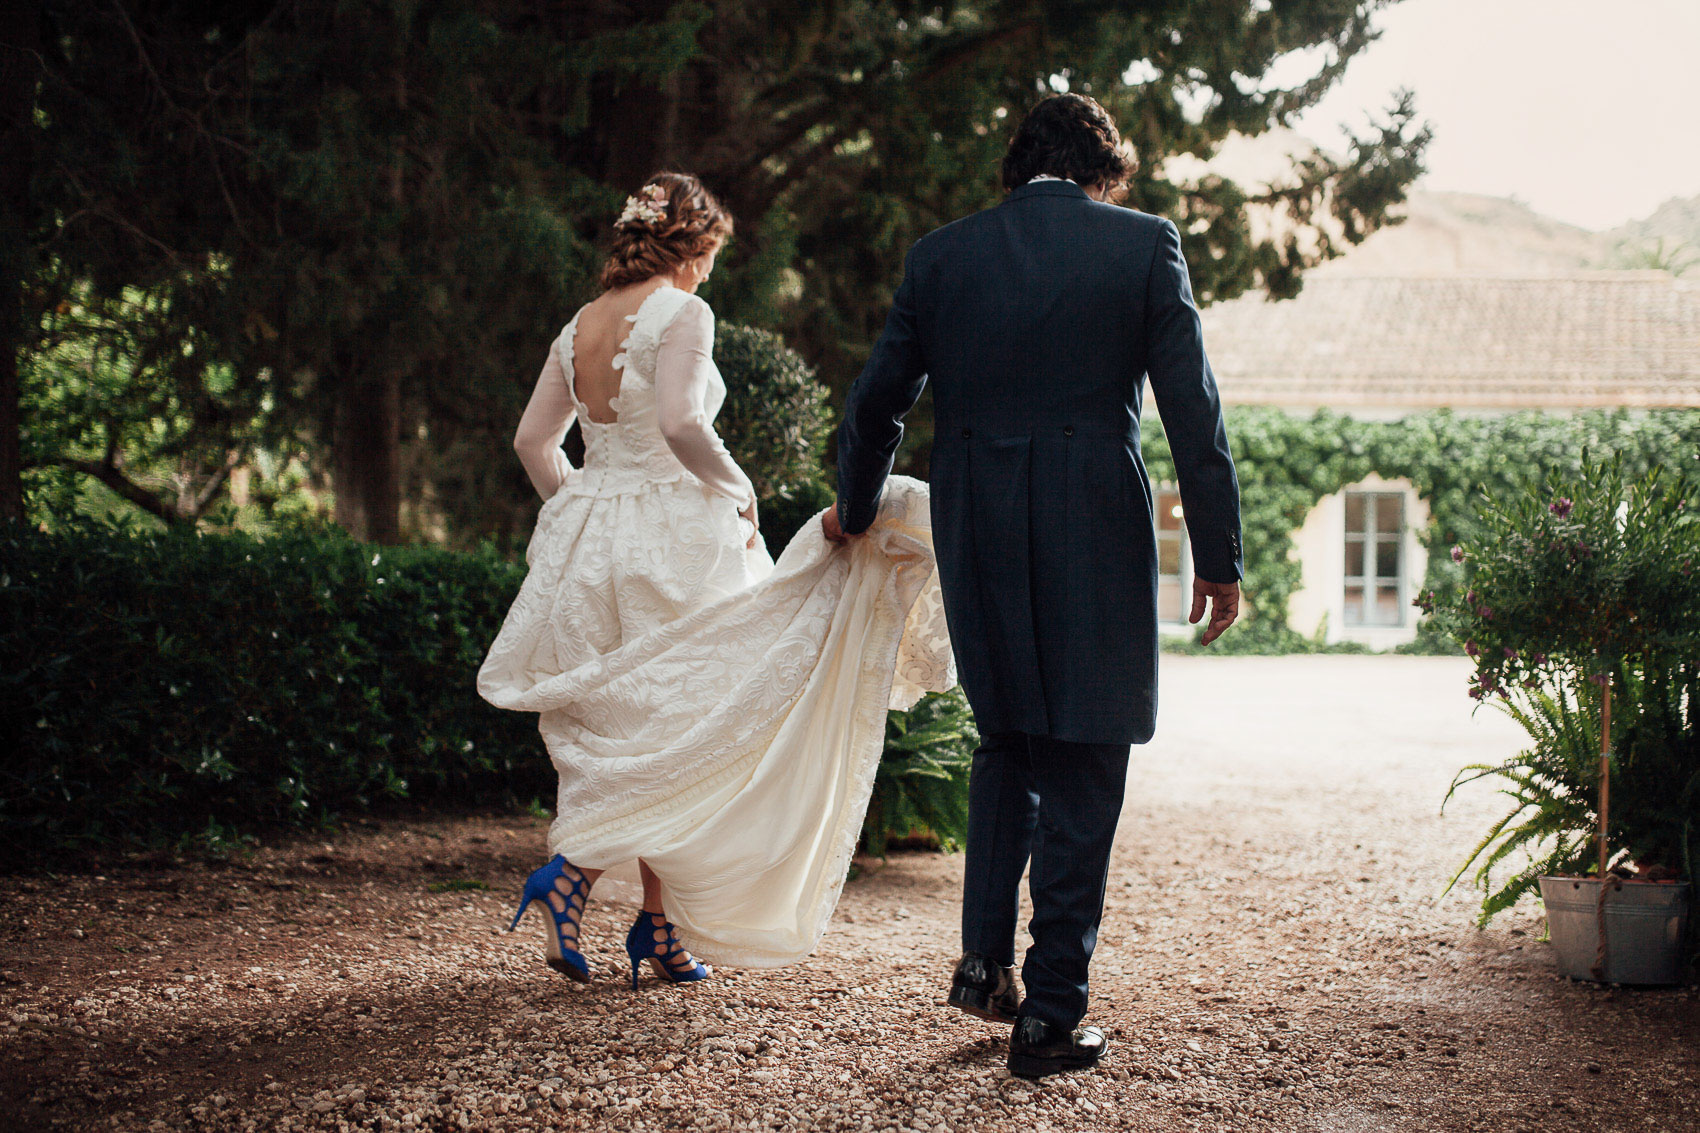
[600,172,734,290]
[1000,93,1134,202]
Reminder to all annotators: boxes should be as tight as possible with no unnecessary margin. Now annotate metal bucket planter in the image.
[1538,876,1692,986]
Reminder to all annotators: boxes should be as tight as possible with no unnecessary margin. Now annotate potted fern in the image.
[1429,453,1699,984]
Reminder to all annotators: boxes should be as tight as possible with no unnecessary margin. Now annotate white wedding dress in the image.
[477,284,955,967]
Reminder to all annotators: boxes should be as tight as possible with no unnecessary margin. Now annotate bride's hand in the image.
[739,500,760,549]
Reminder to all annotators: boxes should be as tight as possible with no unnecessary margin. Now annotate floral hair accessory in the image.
[617,183,669,229]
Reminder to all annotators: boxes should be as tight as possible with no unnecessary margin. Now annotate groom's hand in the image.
[821,505,854,544]
[1190,578,1241,646]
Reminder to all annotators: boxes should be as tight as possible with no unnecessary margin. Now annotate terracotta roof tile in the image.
[1200,273,1700,409]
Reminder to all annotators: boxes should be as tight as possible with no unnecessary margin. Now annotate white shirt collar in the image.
[1026,174,1076,185]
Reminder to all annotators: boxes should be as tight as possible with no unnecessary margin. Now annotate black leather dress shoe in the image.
[1007,1016,1109,1079]
[947,952,1021,1024]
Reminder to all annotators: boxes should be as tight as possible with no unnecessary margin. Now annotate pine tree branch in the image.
[910,19,1044,88]
[108,1,178,113]
[54,455,181,523]
[111,0,257,244]
[184,446,244,518]
[754,120,859,210]
[727,19,1043,210]
[47,162,185,263]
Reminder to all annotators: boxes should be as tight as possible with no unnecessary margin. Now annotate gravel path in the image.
[3,656,1696,1132]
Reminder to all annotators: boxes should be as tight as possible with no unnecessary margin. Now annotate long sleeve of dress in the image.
[655,299,756,509]
[513,342,579,500]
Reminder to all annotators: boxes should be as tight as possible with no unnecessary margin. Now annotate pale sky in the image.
[1286,0,1700,232]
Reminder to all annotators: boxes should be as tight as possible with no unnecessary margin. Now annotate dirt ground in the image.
[2,656,1696,1132]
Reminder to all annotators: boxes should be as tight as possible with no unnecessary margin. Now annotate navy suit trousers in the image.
[960,730,1130,1029]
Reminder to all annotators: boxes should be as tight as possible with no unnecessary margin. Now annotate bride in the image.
[477,172,953,988]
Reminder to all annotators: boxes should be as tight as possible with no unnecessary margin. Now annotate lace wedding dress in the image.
[477,285,955,967]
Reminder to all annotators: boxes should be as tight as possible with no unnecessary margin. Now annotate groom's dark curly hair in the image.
[1001,93,1135,200]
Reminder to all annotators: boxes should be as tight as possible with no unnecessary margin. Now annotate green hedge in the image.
[1144,408,1700,652]
[0,518,977,867]
[0,520,544,865]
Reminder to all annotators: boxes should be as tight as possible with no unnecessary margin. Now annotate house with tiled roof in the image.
[1205,273,1700,414]
[1149,271,1700,647]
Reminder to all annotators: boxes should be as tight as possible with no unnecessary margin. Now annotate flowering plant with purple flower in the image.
[1437,452,1700,924]
[1436,452,1700,699]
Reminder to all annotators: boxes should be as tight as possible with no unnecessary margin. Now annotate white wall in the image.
[1287,474,1431,649]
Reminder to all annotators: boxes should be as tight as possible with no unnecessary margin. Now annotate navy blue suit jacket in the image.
[835,180,1242,746]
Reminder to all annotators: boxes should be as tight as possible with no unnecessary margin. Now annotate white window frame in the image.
[1342,489,1405,628]
[1155,484,1194,627]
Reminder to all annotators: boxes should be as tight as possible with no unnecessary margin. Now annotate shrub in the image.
[1435,455,1700,926]
[759,477,838,558]
[0,519,545,867]
[1431,454,1700,696]
[715,322,833,550]
[861,688,978,857]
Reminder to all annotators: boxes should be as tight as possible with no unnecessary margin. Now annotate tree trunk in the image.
[0,260,19,525]
[326,55,410,545]
[0,1,42,523]
[332,368,403,544]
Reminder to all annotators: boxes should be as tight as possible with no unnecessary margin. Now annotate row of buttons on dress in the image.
[960,426,1076,437]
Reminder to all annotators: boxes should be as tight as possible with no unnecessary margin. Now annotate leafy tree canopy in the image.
[9,0,1429,541]
[577,2,1430,403]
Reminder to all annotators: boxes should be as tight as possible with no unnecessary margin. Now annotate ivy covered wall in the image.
[1142,408,1700,652]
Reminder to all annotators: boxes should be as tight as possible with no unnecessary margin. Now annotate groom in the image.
[826,94,1242,1078]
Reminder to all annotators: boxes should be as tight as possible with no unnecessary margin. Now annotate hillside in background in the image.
[1607,195,1700,273]
[1610,194,1700,246]
[1193,129,1696,279]
[1313,190,1616,276]
[1316,190,1700,278]
[1311,188,1700,279]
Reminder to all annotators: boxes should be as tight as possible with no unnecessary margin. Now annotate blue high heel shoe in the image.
[506,855,592,983]
[624,911,711,989]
